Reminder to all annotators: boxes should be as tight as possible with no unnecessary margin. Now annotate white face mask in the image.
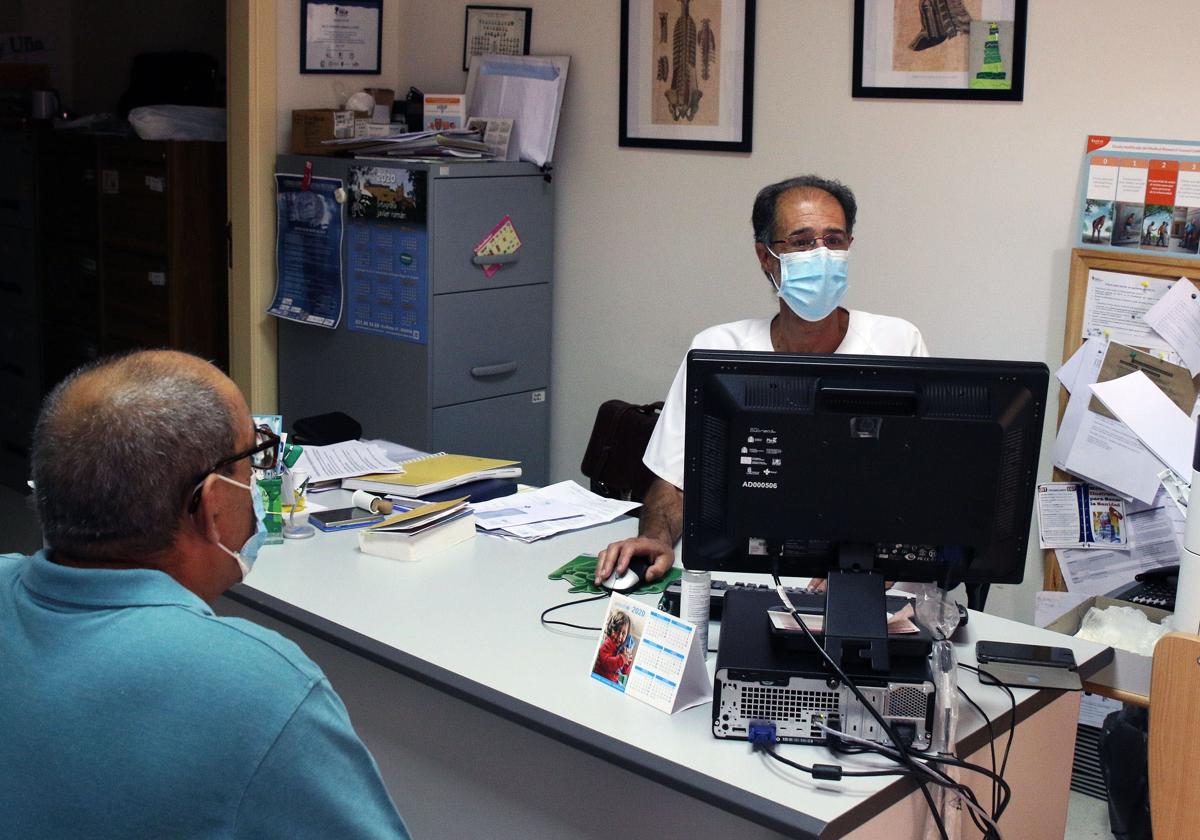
[213,475,267,578]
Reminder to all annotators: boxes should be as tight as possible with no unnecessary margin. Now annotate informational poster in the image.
[346,220,428,343]
[1078,136,1200,257]
[270,174,344,328]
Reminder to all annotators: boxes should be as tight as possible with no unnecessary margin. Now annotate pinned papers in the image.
[1090,370,1197,479]
[1145,277,1200,375]
[1037,482,1128,549]
[1081,270,1173,350]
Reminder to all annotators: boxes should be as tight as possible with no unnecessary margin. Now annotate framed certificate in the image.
[463,6,532,71]
[301,0,383,75]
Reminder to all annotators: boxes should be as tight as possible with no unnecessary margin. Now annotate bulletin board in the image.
[1044,248,1200,590]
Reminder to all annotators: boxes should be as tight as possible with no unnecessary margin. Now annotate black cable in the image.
[762,745,908,778]
[771,574,950,840]
[958,684,999,815]
[964,663,1017,819]
[539,592,610,631]
[825,734,1006,838]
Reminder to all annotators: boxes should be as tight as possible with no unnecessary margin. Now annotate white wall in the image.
[275,0,410,152]
[368,0,1200,622]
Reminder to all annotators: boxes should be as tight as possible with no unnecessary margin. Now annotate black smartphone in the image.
[976,640,1076,670]
[309,507,385,532]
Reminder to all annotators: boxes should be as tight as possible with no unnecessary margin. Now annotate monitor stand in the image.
[823,548,890,674]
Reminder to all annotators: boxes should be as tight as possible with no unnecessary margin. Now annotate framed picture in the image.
[852,0,1027,101]
[619,0,755,153]
[301,0,383,74]
[463,5,532,71]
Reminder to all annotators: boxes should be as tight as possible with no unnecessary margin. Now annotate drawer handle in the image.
[471,253,520,266]
[470,362,518,378]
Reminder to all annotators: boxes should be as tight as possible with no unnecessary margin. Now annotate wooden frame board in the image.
[1044,248,1200,590]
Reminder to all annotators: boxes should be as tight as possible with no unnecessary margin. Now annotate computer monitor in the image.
[682,351,1049,670]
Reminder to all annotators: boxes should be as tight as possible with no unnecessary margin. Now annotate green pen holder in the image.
[257,477,285,545]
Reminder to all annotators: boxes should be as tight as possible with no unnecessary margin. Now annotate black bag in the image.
[1098,705,1152,840]
[580,400,663,502]
[291,411,362,446]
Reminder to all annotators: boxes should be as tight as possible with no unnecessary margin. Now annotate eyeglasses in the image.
[186,424,281,511]
[769,233,850,252]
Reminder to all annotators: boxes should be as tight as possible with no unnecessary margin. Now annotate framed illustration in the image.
[301,0,383,74]
[852,0,1027,101]
[619,0,755,153]
[463,6,532,71]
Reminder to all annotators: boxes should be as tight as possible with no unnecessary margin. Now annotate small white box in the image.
[423,93,466,131]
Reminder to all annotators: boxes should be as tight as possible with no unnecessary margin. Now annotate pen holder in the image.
[257,477,285,545]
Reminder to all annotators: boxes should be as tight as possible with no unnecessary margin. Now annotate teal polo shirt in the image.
[0,551,411,840]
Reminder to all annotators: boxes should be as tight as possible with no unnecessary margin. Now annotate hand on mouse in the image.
[595,536,674,586]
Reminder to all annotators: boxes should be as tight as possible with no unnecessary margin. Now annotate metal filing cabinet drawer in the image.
[430,176,553,294]
[431,284,551,406]
[432,389,550,485]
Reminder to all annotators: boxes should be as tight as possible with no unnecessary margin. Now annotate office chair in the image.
[1149,631,1200,839]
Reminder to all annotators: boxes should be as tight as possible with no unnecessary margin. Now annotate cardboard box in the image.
[423,94,466,132]
[291,109,354,155]
[1045,595,1170,702]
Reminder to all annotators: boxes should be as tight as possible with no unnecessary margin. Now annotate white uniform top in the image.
[643,310,930,489]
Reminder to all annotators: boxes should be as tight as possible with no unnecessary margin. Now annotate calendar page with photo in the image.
[589,593,711,714]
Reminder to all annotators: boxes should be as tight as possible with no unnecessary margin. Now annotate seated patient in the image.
[0,350,412,839]
[595,175,929,587]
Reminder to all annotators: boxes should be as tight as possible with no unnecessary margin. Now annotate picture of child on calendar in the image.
[592,609,638,689]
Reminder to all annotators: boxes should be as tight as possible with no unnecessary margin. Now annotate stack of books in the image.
[358,497,475,562]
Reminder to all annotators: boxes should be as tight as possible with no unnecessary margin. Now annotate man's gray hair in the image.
[751,175,858,243]
[31,352,237,562]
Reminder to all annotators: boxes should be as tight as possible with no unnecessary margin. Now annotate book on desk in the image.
[343,452,521,497]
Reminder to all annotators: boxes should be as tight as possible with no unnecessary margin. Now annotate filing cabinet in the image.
[276,157,553,484]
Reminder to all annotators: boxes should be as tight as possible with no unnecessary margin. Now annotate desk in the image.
[220,499,1111,839]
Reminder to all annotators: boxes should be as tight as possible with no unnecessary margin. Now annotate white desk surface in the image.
[231,494,1112,838]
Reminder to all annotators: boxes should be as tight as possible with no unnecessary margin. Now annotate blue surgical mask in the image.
[215,474,268,578]
[768,246,849,322]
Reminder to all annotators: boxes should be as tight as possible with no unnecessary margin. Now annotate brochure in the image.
[1037,482,1129,549]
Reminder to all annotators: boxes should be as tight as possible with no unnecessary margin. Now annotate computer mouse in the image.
[601,556,652,593]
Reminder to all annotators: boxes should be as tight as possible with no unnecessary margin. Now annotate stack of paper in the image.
[322,128,493,158]
[473,481,639,542]
[293,440,404,489]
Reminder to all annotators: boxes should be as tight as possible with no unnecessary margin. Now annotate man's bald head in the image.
[32,351,243,563]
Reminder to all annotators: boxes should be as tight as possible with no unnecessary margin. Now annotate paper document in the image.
[473,497,585,530]
[293,440,402,483]
[1144,278,1200,375]
[465,55,570,167]
[1091,371,1197,479]
[1053,340,1169,504]
[1057,506,1180,595]
[1055,341,1091,393]
[475,480,639,542]
[1159,468,1190,515]
[1036,482,1128,549]
[1088,342,1195,420]
[1081,270,1173,351]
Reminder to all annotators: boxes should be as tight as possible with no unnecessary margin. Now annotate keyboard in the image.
[1110,579,1176,611]
[658,580,912,620]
